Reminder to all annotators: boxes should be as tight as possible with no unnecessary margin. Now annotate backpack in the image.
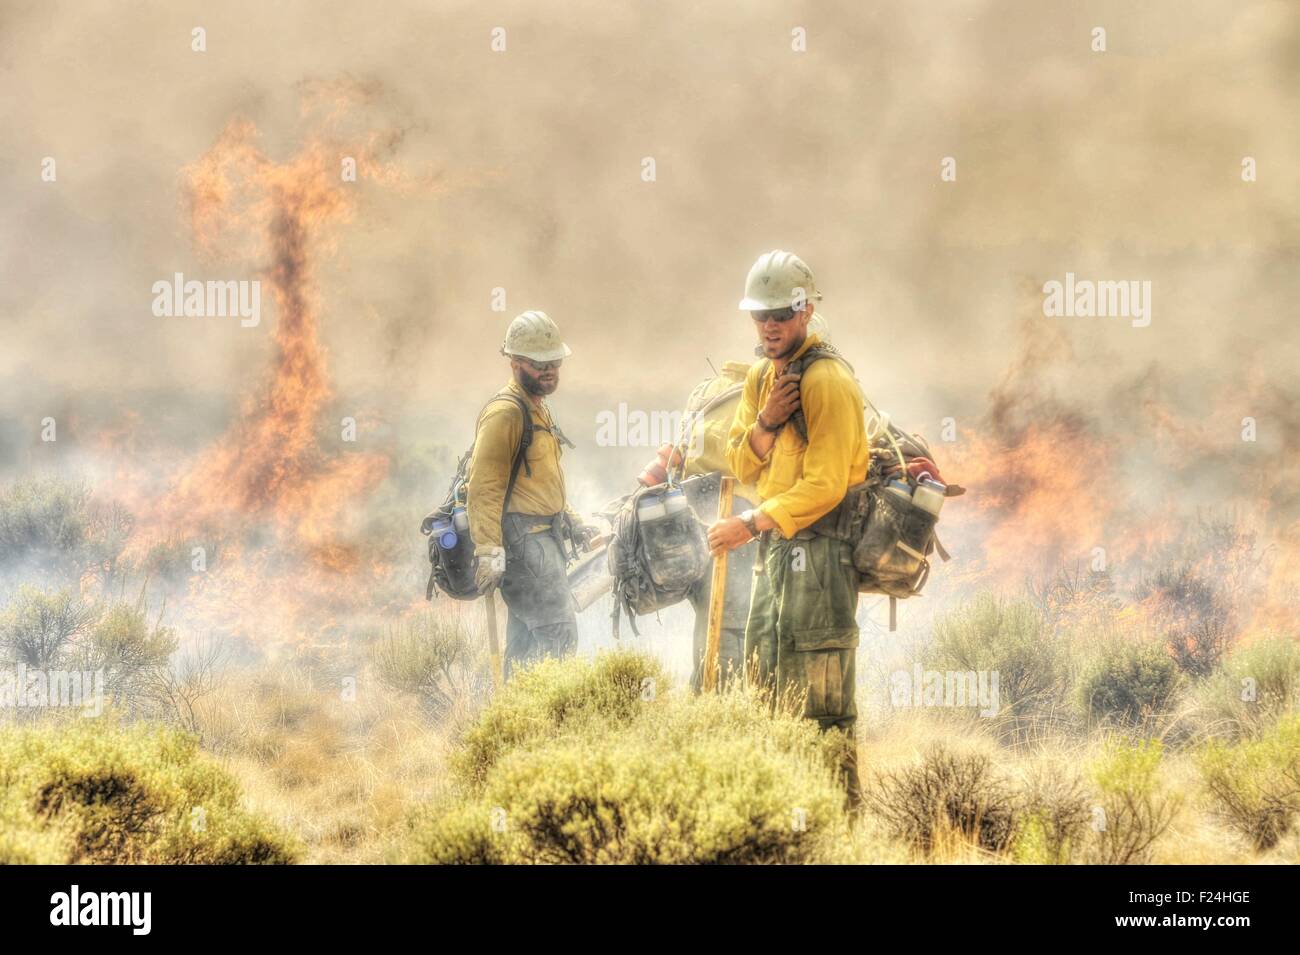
[759,342,953,626]
[421,390,537,601]
[606,483,711,637]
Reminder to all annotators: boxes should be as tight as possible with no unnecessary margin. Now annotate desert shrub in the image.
[452,648,669,788]
[136,533,216,593]
[1197,714,1300,851]
[0,719,297,863]
[1084,739,1180,864]
[1012,766,1092,864]
[80,600,178,702]
[0,587,178,721]
[1193,634,1300,740]
[1074,637,1181,729]
[407,654,854,864]
[0,478,132,591]
[372,611,488,722]
[928,595,1068,737]
[865,745,1021,856]
[1138,516,1262,678]
[0,586,99,667]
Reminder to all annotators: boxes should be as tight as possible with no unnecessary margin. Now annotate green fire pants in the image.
[745,529,863,809]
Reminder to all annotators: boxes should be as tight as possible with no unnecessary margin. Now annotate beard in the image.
[515,365,558,396]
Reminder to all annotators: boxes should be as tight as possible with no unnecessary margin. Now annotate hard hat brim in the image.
[505,341,572,362]
[738,293,823,311]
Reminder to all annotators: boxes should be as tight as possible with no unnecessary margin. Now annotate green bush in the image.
[407,653,854,864]
[371,611,488,722]
[0,588,176,717]
[928,595,1068,737]
[452,648,670,789]
[1084,739,1180,864]
[1198,714,1300,851]
[865,745,1021,856]
[0,719,297,864]
[1075,638,1181,729]
[1011,767,1092,864]
[0,478,130,589]
[1193,634,1300,740]
[0,586,98,668]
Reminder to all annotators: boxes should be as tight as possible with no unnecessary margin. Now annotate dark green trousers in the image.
[745,530,863,808]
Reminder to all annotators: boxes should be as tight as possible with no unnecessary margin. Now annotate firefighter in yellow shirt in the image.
[467,311,597,679]
[708,251,868,808]
[636,314,835,692]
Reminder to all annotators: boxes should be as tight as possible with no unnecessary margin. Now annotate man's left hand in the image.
[707,516,754,556]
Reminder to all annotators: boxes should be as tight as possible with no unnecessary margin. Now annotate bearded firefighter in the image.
[707,251,868,808]
[466,311,597,679]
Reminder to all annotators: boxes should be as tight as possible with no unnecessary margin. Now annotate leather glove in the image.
[474,546,506,594]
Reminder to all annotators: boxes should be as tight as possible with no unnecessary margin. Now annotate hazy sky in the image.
[1,0,1296,506]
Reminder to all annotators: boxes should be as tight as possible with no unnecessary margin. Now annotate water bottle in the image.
[663,488,688,516]
[451,504,470,532]
[911,479,945,517]
[885,478,913,506]
[436,513,476,595]
[637,493,667,524]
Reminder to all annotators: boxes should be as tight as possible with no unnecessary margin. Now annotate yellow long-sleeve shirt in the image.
[466,378,574,549]
[725,334,869,539]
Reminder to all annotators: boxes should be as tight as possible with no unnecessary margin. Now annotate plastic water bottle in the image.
[638,493,667,524]
[911,479,946,517]
[435,514,475,594]
[429,518,455,550]
[451,505,470,532]
[886,479,913,506]
[663,488,688,516]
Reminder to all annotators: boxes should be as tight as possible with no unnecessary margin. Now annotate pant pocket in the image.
[782,537,860,651]
[802,648,856,721]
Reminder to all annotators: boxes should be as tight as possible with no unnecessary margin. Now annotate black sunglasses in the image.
[518,356,563,372]
[751,307,798,324]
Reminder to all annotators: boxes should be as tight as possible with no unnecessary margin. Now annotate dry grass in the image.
[191,659,455,863]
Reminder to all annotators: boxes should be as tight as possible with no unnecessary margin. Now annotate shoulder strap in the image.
[787,343,855,442]
[495,392,534,520]
[464,391,535,528]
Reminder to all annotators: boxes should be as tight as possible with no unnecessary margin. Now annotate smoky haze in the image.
[1,0,1297,538]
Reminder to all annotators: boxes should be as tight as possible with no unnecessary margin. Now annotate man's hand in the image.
[571,522,602,551]
[474,545,506,594]
[758,372,801,431]
[707,516,754,556]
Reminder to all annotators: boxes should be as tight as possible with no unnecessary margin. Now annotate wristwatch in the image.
[739,509,760,539]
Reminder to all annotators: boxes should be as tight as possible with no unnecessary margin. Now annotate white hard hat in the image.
[739,250,823,311]
[502,310,571,362]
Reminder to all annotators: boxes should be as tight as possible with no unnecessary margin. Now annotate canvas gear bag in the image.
[422,390,563,601]
[758,341,953,627]
[606,482,711,637]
